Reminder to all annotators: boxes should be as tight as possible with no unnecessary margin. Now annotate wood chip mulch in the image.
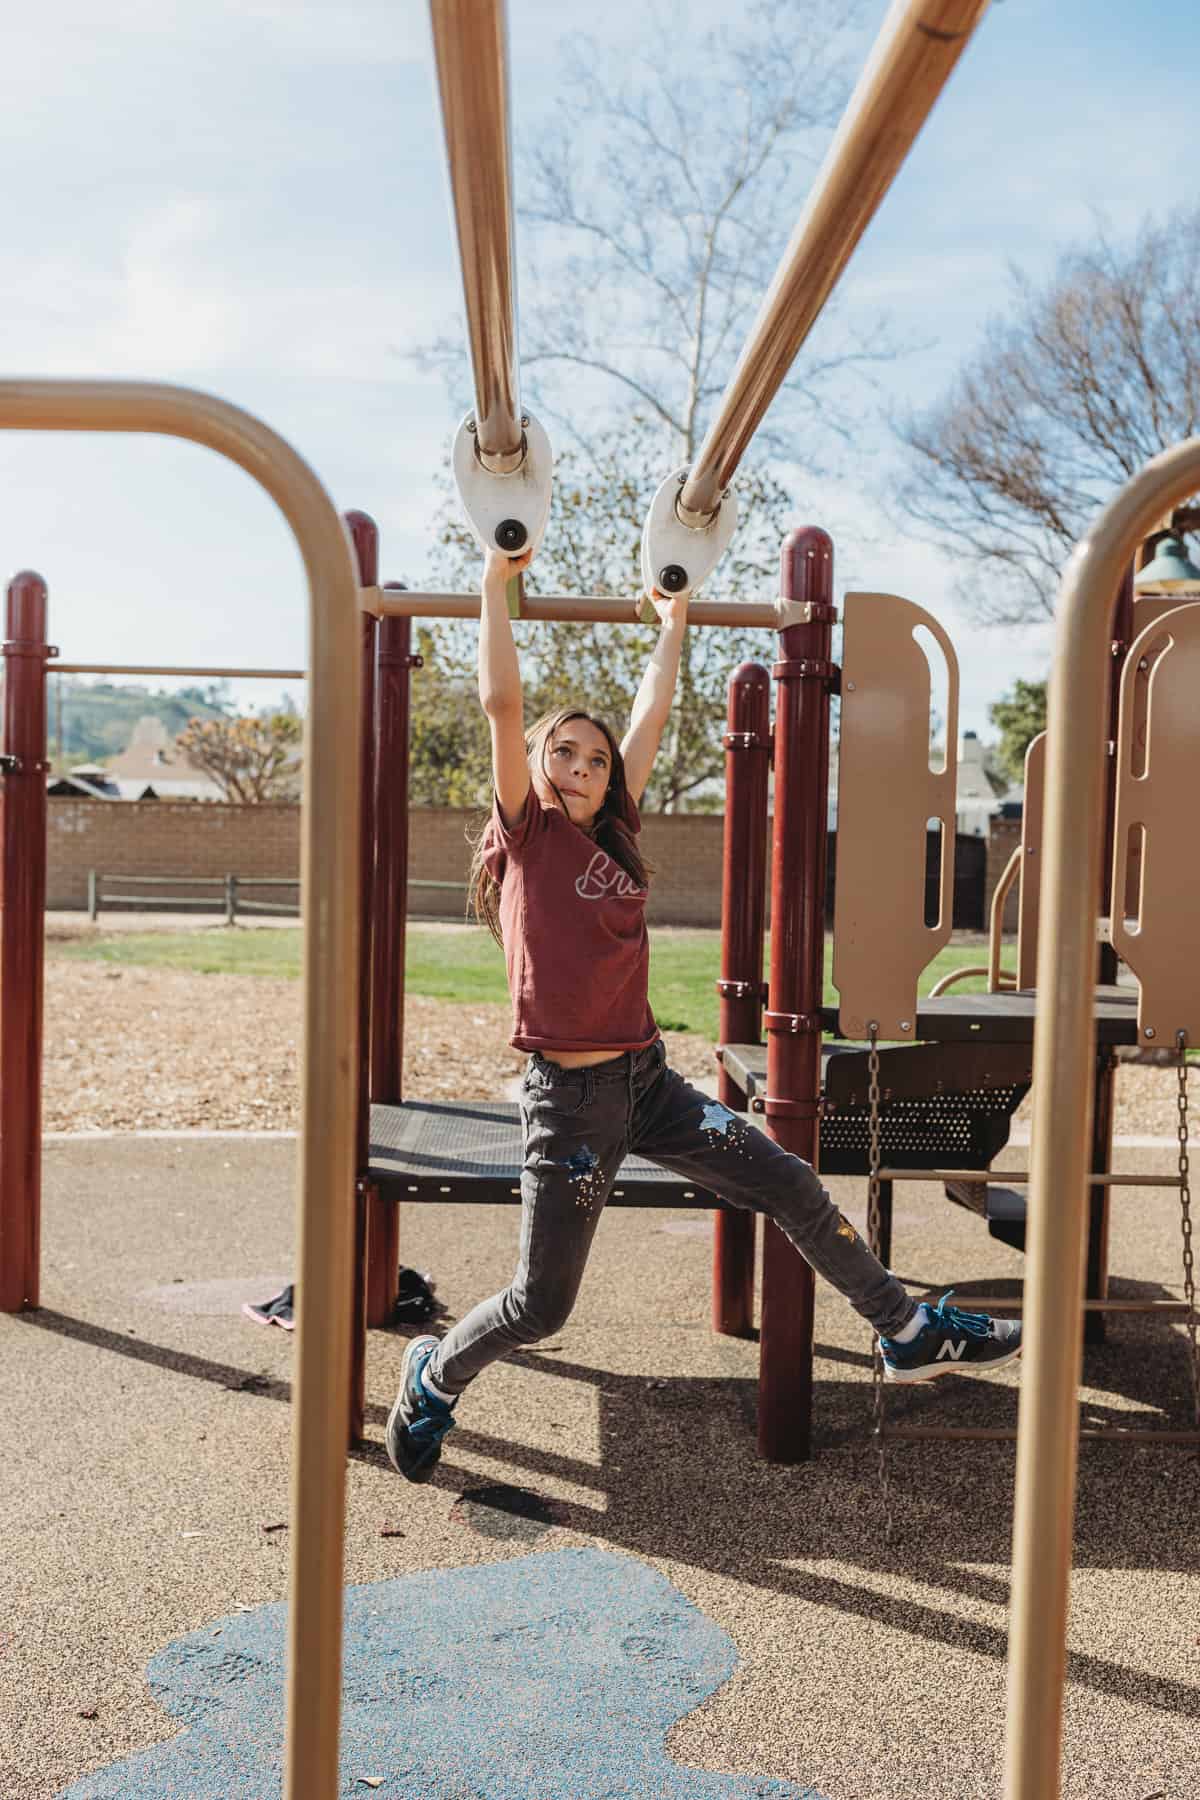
[41,961,721,1133]
[39,957,1198,1139]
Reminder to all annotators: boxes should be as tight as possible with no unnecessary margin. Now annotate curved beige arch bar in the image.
[1004,433,1200,1800]
[0,379,360,1800]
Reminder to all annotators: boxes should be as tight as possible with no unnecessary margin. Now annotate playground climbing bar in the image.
[54,663,306,678]
[0,378,362,1800]
[1003,433,1200,1800]
[369,587,780,628]
[428,0,523,469]
[680,0,991,522]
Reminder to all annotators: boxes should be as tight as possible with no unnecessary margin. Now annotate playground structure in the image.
[2,2,1200,1798]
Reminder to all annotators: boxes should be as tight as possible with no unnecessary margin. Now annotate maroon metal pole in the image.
[1,573,51,1313]
[345,511,378,1441]
[713,661,771,1337]
[758,528,836,1461]
[366,595,417,1326]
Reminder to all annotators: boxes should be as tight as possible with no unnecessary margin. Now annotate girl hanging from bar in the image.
[384,546,1022,1482]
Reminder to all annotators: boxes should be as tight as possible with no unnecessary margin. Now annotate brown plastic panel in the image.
[832,591,958,1038]
[1016,731,1045,990]
[1132,593,1200,632]
[1111,603,1200,1042]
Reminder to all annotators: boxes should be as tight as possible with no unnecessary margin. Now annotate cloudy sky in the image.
[2,0,1195,736]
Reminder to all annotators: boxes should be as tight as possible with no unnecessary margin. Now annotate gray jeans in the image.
[430,1037,915,1393]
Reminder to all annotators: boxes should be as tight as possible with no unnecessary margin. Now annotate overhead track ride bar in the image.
[429,0,553,559]
[642,0,991,597]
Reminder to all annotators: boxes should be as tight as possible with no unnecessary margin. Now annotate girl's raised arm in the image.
[478,547,533,827]
[619,591,688,804]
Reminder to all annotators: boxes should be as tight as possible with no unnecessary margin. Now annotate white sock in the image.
[888,1305,926,1344]
[420,1363,458,1407]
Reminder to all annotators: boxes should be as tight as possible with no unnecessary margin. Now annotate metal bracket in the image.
[763,1009,821,1034]
[377,642,424,672]
[452,408,553,562]
[715,978,768,1000]
[751,1095,826,1120]
[0,753,19,775]
[722,730,772,752]
[640,466,739,600]
[1,641,54,660]
[771,657,838,684]
[775,597,839,629]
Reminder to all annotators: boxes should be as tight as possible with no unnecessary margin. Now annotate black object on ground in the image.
[241,1283,295,1330]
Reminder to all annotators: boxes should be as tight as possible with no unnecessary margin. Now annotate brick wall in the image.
[400,809,741,927]
[48,797,1019,934]
[47,799,301,911]
[46,799,747,927]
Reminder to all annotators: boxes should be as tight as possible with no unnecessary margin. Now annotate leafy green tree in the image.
[175,713,302,804]
[408,629,493,807]
[989,678,1047,783]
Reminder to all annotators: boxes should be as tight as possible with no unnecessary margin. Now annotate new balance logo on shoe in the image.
[880,1294,1022,1384]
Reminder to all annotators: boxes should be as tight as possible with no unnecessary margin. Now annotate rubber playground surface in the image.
[2,1135,1197,1799]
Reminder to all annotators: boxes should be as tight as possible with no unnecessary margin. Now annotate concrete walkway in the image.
[2,1136,1197,1799]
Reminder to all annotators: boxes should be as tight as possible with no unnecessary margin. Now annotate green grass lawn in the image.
[49,924,998,1042]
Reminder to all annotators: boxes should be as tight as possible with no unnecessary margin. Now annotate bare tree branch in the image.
[896,206,1200,624]
[521,351,686,437]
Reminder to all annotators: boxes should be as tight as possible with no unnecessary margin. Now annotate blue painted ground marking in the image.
[61,1548,825,1799]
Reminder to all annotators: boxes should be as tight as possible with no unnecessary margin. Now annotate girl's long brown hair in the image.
[468,707,651,946]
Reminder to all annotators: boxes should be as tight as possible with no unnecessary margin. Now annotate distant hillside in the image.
[49,678,231,771]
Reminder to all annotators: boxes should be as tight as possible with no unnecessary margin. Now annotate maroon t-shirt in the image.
[481,792,658,1054]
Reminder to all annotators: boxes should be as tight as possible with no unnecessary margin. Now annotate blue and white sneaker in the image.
[385,1334,457,1482]
[879,1293,1022,1383]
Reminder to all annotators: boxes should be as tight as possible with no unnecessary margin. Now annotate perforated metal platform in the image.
[720,1038,1031,1175]
[368,1100,722,1207]
[820,985,1139,1044]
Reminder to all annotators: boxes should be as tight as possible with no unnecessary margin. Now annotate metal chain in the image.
[1175,1032,1200,1440]
[866,1024,894,1542]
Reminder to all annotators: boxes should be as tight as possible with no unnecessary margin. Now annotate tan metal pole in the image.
[428,0,523,469]
[1003,434,1200,1800]
[55,662,307,678]
[680,0,991,521]
[367,585,781,629]
[0,379,361,1800]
